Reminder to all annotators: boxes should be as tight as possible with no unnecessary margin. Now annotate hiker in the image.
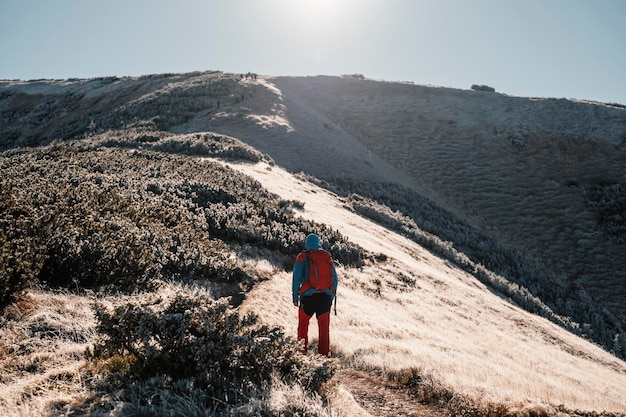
[292,233,338,356]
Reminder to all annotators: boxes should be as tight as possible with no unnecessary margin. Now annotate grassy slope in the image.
[232,160,626,413]
[187,74,625,358]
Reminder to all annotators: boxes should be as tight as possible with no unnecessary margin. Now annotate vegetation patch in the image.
[1,137,365,414]
[86,293,334,412]
[0,142,366,309]
[584,182,626,243]
[0,188,46,308]
[389,367,625,417]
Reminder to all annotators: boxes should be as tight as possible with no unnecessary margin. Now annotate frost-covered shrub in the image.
[1,146,240,292]
[0,236,42,309]
[77,129,266,162]
[0,185,44,310]
[471,84,496,92]
[1,144,366,297]
[342,73,365,79]
[0,188,46,309]
[150,132,264,162]
[88,294,335,407]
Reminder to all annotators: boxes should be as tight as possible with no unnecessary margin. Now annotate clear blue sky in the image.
[1,0,625,103]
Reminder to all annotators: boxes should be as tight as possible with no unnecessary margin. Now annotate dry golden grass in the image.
[234,161,626,414]
[0,291,95,417]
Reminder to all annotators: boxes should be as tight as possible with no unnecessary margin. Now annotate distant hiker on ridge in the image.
[292,233,338,357]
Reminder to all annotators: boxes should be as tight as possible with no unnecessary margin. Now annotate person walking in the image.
[292,233,338,356]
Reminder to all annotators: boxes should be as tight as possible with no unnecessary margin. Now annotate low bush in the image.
[0,187,46,309]
[471,84,496,92]
[79,129,267,163]
[87,293,335,409]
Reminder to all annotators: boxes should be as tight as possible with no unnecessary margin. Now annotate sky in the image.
[1,0,625,104]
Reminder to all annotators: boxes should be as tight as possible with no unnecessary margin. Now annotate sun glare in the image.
[300,0,337,16]
[264,0,384,73]
[279,0,378,42]
[290,0,347,24]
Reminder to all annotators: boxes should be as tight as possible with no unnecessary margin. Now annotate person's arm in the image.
[292,254,305,305]
[331,266,338,296]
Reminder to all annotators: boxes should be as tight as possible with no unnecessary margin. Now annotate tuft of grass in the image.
[0,290,95,417]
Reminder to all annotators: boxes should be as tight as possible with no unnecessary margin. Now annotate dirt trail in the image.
[333,369,447,417]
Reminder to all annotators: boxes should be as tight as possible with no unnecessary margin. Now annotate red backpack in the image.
[302,249,335,293]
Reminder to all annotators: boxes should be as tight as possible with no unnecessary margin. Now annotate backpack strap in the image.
[309,252,320,283]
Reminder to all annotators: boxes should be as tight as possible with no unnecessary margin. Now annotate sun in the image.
[301,0,336,12]
[296,0,346,21]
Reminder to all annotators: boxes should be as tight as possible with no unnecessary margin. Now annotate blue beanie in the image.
[305,233,322,250]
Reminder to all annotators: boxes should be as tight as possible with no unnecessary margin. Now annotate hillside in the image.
[262,76,626,324]
[173,73,626,356]
[2,71,626,415]
[232,158,626,413]
[188,75,626,329]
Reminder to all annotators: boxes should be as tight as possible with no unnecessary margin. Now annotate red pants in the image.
[297,293,332,356]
